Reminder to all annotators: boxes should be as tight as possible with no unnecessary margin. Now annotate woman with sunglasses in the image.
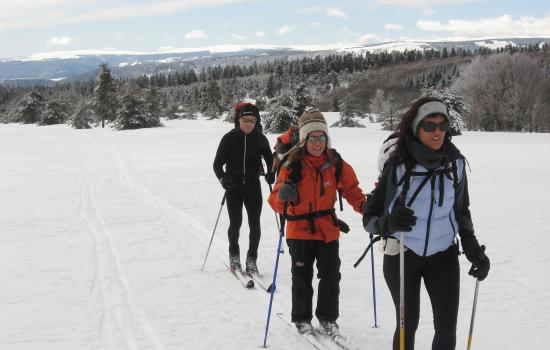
[268,110,367,337]
[362,97,490,350]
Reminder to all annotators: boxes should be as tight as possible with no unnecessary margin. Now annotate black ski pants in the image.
[287,239,341,323]
[226,179,262,259]
[383,245,460,350]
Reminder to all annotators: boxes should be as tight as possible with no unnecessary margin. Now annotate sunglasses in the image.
[420,121,450,133]
[307,134,327,143]
[240,117,257,124]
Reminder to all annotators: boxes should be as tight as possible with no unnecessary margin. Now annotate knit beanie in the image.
[298,110,332,149]
[234,102,260,127]
[411,101,451,136]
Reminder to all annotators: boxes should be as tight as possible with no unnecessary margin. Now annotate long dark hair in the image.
[389,96,452,170]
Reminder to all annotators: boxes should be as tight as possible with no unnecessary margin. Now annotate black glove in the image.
[220,176,233,191]
[462,238,490,281]
[265,172,275,185]
[377,205,416,234]
[278,183,297,202]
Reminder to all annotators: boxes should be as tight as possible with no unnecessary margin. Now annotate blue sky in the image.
[1,0,549,58]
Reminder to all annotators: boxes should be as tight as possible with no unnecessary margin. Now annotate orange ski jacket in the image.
[268,155,366,243]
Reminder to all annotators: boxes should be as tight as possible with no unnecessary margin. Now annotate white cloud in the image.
[185,29,207,39]
[255,31,264,37]
[385,23,403,30]
[357,33,380,45]
[417,15,550,38]
[0,0,245,29]
[309,22,322,27]
[157,46,175,52]
[47,36,73,45]
[232,33,246,40]
[375,0,472,7]
[421,7,437,15]
[327,8,348,19]
[278,25,292,35]
[341,26,353,34]
[417,20,445,31]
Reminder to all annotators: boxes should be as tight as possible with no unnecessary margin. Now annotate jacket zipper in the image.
[422,172,436,257]
[242,134,247,184]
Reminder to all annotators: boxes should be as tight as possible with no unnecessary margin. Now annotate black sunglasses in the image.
[420,121,450,132]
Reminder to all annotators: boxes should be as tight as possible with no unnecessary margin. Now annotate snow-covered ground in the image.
[1,114,549,349]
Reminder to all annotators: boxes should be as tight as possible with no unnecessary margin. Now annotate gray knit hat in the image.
[411,101,451,136]
[298,110,332,149]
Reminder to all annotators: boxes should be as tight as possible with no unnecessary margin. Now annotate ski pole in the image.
[467,275,481,349]
[370,233,379,328]
[268,183,283,254]
[399,232,405,350]
[200,192,227,271]
[262,202,288,348]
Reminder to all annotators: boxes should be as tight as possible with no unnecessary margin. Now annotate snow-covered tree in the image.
[368,88,386,115]
[39,100,69,125]
[420,87,469,135]
[68,101,96,129]
[93,64,118,128]
[377,93,401,131]
[293,83,313,118]
[202,79,223,119]
[332,94,365,128]
[113,83,163,130]
[263,90,298,133]
[17,91,45,124]
[265,75,277,98]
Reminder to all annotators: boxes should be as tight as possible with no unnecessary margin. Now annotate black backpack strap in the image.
[286,159,302,185]
[286,208,337,234]
[332,150,344,211]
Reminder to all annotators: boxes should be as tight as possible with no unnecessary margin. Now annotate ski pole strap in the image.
[285,208,336,234]
[354,235,382,268]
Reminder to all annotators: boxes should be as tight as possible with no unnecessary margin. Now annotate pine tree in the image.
[114,83,163,130]
[17,91,45,124]
[69,101,96,129]
[293,83,312,118]
[203,79,222,119]
[263,90,298,133]
[39,100,69,125]
[93,63,118,128]
[265,75,277,98]
[332,94,365,128]
[331,95,340,112]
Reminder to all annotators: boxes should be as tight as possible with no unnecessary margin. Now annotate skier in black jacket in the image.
[213,102,274,275]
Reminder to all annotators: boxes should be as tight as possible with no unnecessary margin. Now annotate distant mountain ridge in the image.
[1,37,549,84]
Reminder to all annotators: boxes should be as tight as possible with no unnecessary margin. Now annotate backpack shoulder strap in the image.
[286,159,302,185]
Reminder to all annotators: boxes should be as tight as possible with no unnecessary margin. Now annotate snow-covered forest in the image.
[1,43,550,132]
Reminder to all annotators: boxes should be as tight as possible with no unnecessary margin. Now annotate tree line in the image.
[0,43,549,132]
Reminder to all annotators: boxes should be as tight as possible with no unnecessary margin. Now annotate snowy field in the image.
[1,114,550,350]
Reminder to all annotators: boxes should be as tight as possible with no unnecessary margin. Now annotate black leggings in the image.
[226,179,262,258]
[383,245,460,350]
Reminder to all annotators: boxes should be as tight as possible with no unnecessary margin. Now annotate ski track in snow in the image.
[77,141,165,350]
[83,135,311,349]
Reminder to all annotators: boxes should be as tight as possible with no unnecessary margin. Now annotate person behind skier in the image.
[268,110,367,336]
[213,102,274,276]
[362,97,490,350]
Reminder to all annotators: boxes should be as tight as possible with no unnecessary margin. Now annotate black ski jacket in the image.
[213,127,273,184]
